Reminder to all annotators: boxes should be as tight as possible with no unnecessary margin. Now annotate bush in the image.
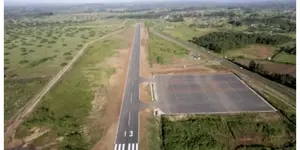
[4,52,10,55]
[20,60,29,64]
[63,52,72,56]
[60,62,68,67]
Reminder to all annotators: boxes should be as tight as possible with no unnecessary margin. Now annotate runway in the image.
[114,24,141,150]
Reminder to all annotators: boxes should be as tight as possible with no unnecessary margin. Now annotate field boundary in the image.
[4,20,128,141]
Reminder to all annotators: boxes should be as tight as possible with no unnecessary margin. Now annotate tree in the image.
[249,60,256,71]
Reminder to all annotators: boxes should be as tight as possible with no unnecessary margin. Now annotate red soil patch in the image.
[234,58,296,77]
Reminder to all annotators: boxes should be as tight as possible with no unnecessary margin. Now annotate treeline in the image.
[248,60,296,89]
[279,44,296,55]
[166,15,184,22]
[189,32,293,53]
[242,17,296,32]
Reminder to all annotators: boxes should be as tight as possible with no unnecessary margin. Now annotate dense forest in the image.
[189,32,293,53]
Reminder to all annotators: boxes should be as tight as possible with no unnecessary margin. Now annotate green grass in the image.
[148,32,189,65]
[161,112,295,150]
[272,52,296,64]
[148,112,162,150]
[4,77,49,120]
[4,25,119,77]
[162,22,218,41]
[4,18,124,122]
[14,28,131,149]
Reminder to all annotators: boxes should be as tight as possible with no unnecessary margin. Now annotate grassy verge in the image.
[14,28,131,149]
[148,32,188,66]
[272,52,296,64]
[148,113,162,150]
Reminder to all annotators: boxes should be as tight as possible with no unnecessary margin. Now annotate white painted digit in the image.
[124,131,127,137]
[129,131,133,137]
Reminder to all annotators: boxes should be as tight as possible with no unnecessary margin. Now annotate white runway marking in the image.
[128,112,131,125]
[114,143,139,150]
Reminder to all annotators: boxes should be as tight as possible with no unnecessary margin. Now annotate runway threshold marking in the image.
[114,143,138,150]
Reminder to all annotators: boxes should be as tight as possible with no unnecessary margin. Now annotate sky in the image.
[4,0,286,5]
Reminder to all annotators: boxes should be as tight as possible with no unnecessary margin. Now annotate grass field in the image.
[272,52,296,64]
[148,32,189,66]
[14,27,133,149]
[224,44,275,60]
[4,77,49,120]
[162,22,218,41]
[4,17,125,120]
[161,112,295,150]
[4,24,121,77]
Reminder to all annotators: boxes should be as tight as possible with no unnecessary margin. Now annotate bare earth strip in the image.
[4,21,128,141]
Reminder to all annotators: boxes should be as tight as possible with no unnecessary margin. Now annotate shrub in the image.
[60,62,68,67]
[20,60,29,64]
[63,52,72,56]
[4,52,10,55]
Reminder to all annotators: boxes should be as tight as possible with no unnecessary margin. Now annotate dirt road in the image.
[4,20,128,142]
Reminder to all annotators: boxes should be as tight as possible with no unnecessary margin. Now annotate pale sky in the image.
[4,0,288,5]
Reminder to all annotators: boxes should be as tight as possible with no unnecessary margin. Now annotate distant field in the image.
[4,24,121,77]
[148,31,189,65]
[162,22,218,41]
[81,19,125,26]
[272,52,296,65]
[15,27,133,149]
[224,44,275,60]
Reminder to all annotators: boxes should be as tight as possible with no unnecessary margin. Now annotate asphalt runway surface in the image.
[154,74,276,114]
[114,24,141,150]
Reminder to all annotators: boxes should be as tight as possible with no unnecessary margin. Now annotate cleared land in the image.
[154,74,275,114]
[224,44,275,60]
[233,58,296,77]
[8,26,135,149]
